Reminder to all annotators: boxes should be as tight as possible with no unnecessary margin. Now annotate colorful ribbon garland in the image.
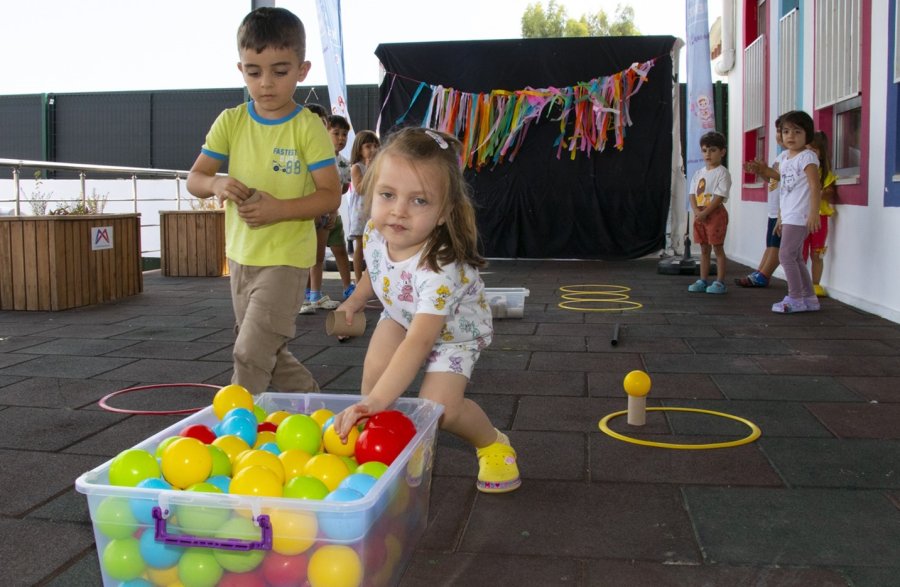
[381,58,657,170]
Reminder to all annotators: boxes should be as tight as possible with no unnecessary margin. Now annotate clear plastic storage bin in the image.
[485,287,530,318]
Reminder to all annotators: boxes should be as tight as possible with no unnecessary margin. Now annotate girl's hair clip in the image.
[424,129,449,150]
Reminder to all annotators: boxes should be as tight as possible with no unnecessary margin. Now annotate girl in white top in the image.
[332,127,520,494]
[345,131,380,284]
[772,110,821,313]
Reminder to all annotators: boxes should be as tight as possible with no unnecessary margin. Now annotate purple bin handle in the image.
[152,506,272,551]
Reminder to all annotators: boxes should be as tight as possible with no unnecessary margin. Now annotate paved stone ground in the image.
[1,259,898,587]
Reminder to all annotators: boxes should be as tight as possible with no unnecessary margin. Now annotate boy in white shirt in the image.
[687,131,731,294]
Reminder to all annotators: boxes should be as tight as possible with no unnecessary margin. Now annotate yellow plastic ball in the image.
[212,384,253,420]
[211,434,251,465]
[145,563,179,585]
[278,449,314,482]
[253,430,278,449]
[303,453,350,492]
[308,545,363,587]
[623,370,651,397]
[265,410,291,426]
[229,465,283,498]
[267,508,318,555]
[309,408,335,429]
[161,437,212,489]
[233,449,285,484]
[322,423,359,457]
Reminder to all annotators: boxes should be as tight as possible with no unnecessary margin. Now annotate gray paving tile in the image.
[0,354,137,378]
[683,487,900,566]
[644,353,763,374]
[591,433,783,486]
[529,351,643,373]
[111,325,222,342]
[517,395,670,434]
[103,339,230,360]
[43,551,104,587]
[34,323,141,338]
[840,567,900,587]
[0,518,96,586]
[0,352,39,369]
[491,333,586,352]
[28,487,91,523]
[805,402,900,439]
[590,372,725,399]
[0,335,55,352]
[64,413,184,456]
[476,349,531,370]
[760,438,900,489]
[91,358,231,383]
[0,374,26,389]
[713,374,861,401]
[461,480,700,562]
[0,377,135,409]
[687,337,794,354]
[755,354,900,376]
[110,313,213,327]
[660,399,833,438]
[583,560,849,587]
[12,337,139,356]
[469,368,586,396]
[836,376,900,403]
[0,449,105,516]
[783,338,898,356]
[0,406,127,451]
[587,333,693,353]
[401,551,579,586]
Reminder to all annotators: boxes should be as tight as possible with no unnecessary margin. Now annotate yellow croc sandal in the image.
[476,431,521,494]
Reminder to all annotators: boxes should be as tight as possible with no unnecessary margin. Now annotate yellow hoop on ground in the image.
[598,407,761,449]
[557,284,643,312]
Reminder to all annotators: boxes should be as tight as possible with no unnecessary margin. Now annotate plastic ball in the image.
[234,449,285,484]
[213,517,265,573]
[623,369,652,397]
[96,497,139,539]
[267,508,318,555]
[212,434,251,465]
[265,410,291,426]
[224,407,257,424]
[102,537,145,581]
[340,455,358,472]
[252,404,267,423]
[309,408,335,428]
[253,430,278,449]
[145,564,179,586]
[355,461,389,479]
[338,473,378,496]
[355,426,406,466]
[180,424,217,444]
[207,444,232,477]
[365,410,416,444]
[176,483,228,536]
[307,544,363,587]
[154,435,180,458]
[161,437,213,489]
[129,477,173,525]
[323,423,359,457]
[139,525,184,568]
[275,414,322,454]
[283,475,330,500]
[213,384,253,420]
[219,415,258,448]
[178,547,224,587]
[303,453,350,491]
[319,487,366,541]
[206,474,231,493]
[262,552,309,587]
[257,421,278,434]
[229,465,283,498]
[109,448,161,487]
[219,571,266,587]
[279,449,313,481]
[120,578,153,587]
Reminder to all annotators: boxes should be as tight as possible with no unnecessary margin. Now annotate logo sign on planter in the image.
[91,226,114,250]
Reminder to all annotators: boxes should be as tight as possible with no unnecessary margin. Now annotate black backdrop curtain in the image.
[374,36,676,260]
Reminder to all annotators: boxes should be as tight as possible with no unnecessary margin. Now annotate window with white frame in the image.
[834,96,862,177]
[778,8,799,115]
[744,35,766,132]
[815,0,861,109]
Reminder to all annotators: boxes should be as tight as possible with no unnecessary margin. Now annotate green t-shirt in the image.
[201,102,335,268]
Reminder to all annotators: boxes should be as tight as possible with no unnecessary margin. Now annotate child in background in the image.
[804,131,837,297]
[186,7,340,393]
[738,115,786,288]
[345,130,380,284]
[772,110,821,313]
[332,128,520,494]
[687,131,731,294]
[299,114,354,314]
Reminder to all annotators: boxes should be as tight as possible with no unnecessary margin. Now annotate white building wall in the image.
[725,0,900,323]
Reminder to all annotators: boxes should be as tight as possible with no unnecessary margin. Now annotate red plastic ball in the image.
[257,421,278,434]
[355,426,406,466]
[365,410,416,445]
[218,571,266,587]
[180,424,217,444]
[261,552,309,587]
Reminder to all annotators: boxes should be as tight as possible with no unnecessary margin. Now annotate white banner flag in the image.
[316,0,355,156]
[685,0,716,208]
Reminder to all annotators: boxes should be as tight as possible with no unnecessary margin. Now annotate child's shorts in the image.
[693,205,728,246]
[802,215,829,261]
[424,341,483,378]
[766,216,782,248]
[315,213,332,230]
[327,216,346,248]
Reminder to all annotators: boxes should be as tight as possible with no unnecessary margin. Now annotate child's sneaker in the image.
[771,296,808,313]
[476,430,521,494]
[688,279,709,293]
[814,284,828,297]
[343,283,356,299]
[298,298,317,315]
[315,295,340,310]
[804,296,821,311]
[734,271,769,287]
[705,280,727,294]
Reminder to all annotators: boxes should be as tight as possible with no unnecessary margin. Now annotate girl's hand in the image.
[333,396,389,442]
[237,190,280,227]
[807,214,821,234]
[774,220,782,236]
[213,177,251,206]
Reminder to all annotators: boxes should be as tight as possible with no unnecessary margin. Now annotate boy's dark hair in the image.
[304,103,328,119]
[326,115,350,131]
[774,114,783,130]
[237,7,306,61]
[779,110,815,144]
[699,131,727,150]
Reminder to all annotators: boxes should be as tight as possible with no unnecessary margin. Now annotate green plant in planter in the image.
[24,171,52,215]
[50,188,109,215]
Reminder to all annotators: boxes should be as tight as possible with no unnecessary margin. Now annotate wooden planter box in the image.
[0,214,143,311]
[160,210,228,277]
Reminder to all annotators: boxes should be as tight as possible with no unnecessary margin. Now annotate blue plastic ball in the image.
[338,473,377,496]
[218,415,257,447]
[138,528,184,568]
[206,475,231,494]
[318,487,366,541]
[257,441,281,455]
[129,477,172,525]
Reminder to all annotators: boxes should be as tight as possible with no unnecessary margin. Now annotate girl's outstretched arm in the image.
[804,164,822,234]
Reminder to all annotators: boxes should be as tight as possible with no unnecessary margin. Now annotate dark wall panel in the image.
[0,95,45,161]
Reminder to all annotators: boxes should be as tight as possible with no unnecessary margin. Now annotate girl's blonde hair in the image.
[360,127,486,272]
[350,130,380,165]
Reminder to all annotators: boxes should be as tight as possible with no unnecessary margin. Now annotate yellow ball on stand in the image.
[623,370,651,397]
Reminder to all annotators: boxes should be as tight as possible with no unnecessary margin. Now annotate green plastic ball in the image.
[102,537,145,581]
[175,483,228,536]
[213,517,265,573]
[275,414,321,454]
[178,548,224,587]
[109,448,161,487]
[207,444,232,477]
[95,497,139,539]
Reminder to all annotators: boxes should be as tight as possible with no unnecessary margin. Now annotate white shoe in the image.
[298,300,316,315]
[316,295,340,310]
